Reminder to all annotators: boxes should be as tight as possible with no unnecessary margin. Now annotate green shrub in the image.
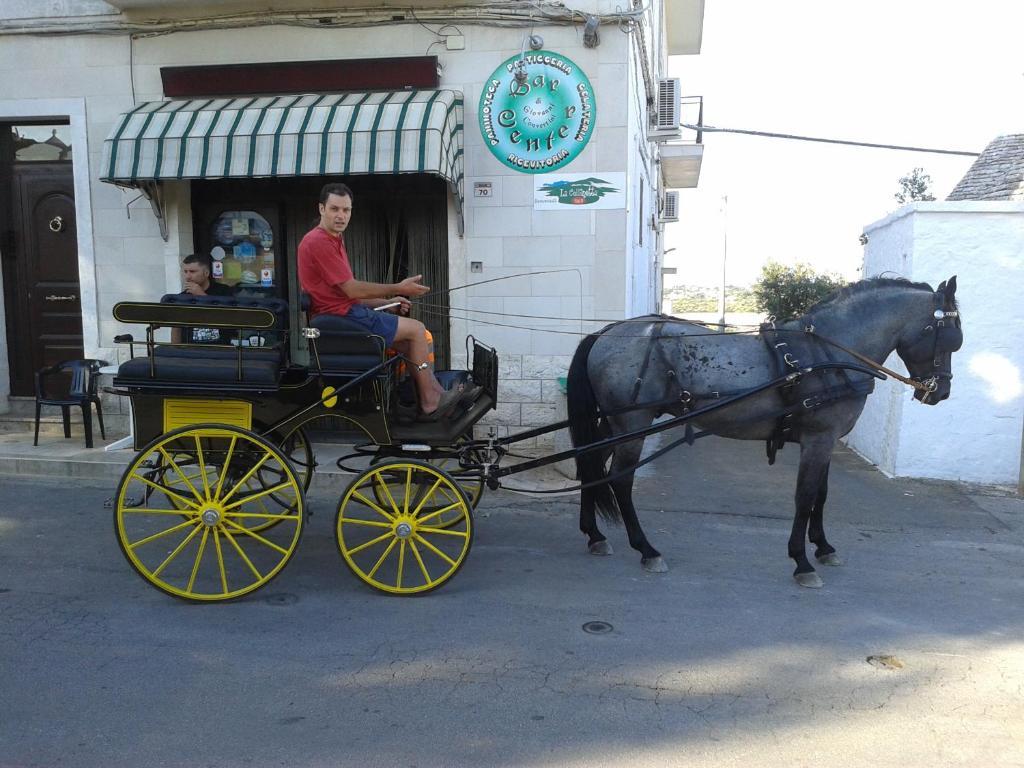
[752,262,846,320]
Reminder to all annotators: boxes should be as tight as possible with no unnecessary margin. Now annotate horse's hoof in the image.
[589,540,613,556]
[817,552,843,566]
[794,571,824,588]
[642,556,668,573]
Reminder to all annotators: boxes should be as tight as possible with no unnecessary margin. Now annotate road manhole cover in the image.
[866,654,904,670]
[582,621,613,635]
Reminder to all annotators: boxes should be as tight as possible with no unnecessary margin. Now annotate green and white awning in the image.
[100,89,463,203]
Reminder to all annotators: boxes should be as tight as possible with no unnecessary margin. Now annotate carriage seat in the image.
[156,293,289,361]
[114,294,289,388]
[310,314,388,374]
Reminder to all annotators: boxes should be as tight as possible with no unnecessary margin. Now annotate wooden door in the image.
[4,164,82,395]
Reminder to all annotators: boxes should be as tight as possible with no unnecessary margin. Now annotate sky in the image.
[665,0,1024,288]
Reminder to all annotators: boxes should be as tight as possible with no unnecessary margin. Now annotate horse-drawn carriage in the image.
[108,293,498,601]
[108,276,963,599]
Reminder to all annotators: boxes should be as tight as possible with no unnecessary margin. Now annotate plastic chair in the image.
[34,359,109,449]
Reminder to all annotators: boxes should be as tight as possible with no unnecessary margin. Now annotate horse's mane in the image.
[808,276,938,313]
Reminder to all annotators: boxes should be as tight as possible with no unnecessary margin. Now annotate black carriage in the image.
[108,293,497,600]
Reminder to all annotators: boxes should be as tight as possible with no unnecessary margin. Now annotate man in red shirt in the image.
[298,183,460,419]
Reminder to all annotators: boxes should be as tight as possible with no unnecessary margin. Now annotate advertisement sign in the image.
[479,50,595,173]
[533,172,625,209]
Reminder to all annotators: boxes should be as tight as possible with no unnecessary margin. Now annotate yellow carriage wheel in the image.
[114,424,305,602]
[336,459,473,595]
[371,436,485,529]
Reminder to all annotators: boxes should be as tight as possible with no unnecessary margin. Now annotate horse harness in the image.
[759,321,874,464]
[618,317,875,465]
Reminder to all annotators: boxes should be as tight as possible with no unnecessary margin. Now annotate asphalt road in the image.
[1,436,1022,768]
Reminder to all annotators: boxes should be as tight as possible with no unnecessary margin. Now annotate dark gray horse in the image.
[567,276,962,587]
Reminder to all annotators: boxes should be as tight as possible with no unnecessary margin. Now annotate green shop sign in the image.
[479,50,595,173]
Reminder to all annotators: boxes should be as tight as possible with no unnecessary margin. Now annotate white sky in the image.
[665,0,1024,288]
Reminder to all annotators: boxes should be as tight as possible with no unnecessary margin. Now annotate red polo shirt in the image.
[297,226,356,317]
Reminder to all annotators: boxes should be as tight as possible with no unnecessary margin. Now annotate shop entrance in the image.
[1,124,82,396]
[191,175,451,367]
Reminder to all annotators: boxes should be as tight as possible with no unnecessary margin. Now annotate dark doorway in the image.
[2,123,82,396]
[191,175,451,367]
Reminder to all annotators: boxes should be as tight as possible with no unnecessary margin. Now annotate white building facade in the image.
[0,0,704,444]
[846,202,1024,490]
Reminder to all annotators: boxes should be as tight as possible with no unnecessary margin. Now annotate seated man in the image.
[172,253,236,345]
[298,183,462,420]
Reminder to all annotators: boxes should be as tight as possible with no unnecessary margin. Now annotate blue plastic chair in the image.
[34,359,109,449]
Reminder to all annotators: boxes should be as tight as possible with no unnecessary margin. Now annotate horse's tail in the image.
[567,329,621,523]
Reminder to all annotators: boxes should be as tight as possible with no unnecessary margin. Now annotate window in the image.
[11,124,72,162]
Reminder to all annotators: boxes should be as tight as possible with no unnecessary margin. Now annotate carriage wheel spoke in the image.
[128,518,197,550]
[222,519,290,555]
[186,528,210,592]
[417,526,468,538]
[413,533,456,567]
[396,540,407,589]
[404,467,413,515]
[223,481,293,511]
[416,502,463,526]
[213,436,238,499]
[157,447,204,503]
[344,531,394,556]
[213,528,229,595]
[122,507,200,516]
[220,527,263,581]
[228,511,296,521]
[351,491,396,522]
[410,478,444,518]
[219,451,273,506]
[367,538,399,579]
[132,473,199,510]
[193,435,212,500]
[340,518,392,529]
[409,539,431,583]
[373,471,401,517]
[152,524,204,577]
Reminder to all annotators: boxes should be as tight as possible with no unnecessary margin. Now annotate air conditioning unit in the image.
[650,78,681,141]
[659,190,680,223]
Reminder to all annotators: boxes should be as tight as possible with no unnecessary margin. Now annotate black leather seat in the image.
[115,294,289,387]
[310,313,388,373]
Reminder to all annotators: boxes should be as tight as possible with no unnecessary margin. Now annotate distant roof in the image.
[947,134,1024,201]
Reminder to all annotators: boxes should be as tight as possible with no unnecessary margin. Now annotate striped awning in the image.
[100,89,463,204]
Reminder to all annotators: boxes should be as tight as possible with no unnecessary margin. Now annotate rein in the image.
[779,328,933,393]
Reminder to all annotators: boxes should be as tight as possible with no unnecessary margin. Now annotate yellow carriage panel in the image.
[163,399,252,433]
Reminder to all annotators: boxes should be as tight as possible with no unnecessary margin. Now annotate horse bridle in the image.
[895,291,962,393]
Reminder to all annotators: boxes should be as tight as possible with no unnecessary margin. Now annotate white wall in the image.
[846,202,1024,488]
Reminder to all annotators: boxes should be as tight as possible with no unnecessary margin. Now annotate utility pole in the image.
[718,194,728,326]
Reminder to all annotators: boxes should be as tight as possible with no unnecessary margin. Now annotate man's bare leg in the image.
[393,317,446,413]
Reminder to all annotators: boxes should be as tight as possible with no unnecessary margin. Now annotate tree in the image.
[752,262,846,320]
[895,167,936,204]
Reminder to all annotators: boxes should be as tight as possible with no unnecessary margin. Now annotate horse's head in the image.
[896,276,962,404]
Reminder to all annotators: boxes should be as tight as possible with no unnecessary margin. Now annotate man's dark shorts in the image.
[345,304,399,347]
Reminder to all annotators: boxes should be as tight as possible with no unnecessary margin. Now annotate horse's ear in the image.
[936,279,947,293]
[946,275,958,297]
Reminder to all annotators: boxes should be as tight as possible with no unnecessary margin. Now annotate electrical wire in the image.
[683,123,980,157]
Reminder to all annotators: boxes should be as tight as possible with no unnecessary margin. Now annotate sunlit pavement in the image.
[0,435,1021,767]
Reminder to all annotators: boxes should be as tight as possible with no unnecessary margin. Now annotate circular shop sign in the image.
[479,50,595,173]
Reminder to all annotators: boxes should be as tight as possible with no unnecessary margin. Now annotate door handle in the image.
[45,294,77,302]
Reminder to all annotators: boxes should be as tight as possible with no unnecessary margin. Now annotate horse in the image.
[566,276,962,587]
